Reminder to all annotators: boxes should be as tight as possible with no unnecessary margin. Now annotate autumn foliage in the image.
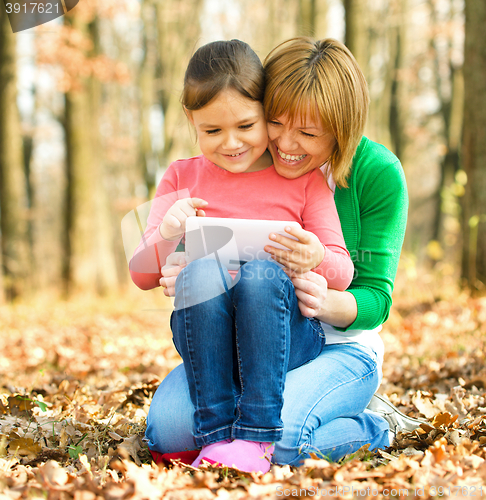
[0,284,485,498]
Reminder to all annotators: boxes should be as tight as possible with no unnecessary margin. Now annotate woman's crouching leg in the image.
[145,364,197,454]
[279,413,390,465]
[273,343,388,466]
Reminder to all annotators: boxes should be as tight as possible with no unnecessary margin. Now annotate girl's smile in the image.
[186,89,272,174]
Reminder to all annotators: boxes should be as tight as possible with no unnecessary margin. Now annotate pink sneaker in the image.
[199,439,274,473]
[192,439,231,468]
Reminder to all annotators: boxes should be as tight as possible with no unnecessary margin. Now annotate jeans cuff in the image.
[194,425,232,447]
[232,425,283,442]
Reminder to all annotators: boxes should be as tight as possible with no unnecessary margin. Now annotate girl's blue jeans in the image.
[146,259,391,464]
[169,259,326,447]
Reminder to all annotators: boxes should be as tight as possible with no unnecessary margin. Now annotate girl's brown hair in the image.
[182,40,264,111]
[263,37,369,188]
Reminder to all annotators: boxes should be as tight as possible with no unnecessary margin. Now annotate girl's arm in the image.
[128,163,205,291]
[129,196,206,290]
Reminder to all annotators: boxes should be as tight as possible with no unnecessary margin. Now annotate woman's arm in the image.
[288,141,408,330]
[340,153,408,330]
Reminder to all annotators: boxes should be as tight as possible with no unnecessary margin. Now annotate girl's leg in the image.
[171,258,236,447]
[274,343,389,466]
[230,260,326,443]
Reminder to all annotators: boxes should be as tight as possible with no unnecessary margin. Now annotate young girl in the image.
[130,40,353,473]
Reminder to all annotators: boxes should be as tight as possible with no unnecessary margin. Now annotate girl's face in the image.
[266,114,336,179]
[186,89,270,174]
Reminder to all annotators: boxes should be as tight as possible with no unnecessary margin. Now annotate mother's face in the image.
[266,115,336,179]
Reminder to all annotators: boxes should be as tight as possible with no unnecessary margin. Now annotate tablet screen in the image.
[185,217,300,271]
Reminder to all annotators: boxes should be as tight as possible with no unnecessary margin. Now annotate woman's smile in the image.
[267,115,336,179]
[276,147,307,163]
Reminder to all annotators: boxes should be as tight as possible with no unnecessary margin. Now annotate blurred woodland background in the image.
[0,0,485,303]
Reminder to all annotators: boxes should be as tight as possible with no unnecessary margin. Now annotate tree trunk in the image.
[155,0,204,169]
[366,2,394,148]
[388,0,408,162]
[432,66,463,252]
[139,0,158,198]
[297,0,317,36]
[461,0,486,291]
[64,83,95,293]
[344,0,368,74]
[63,13,118,294]
[0,7,30,300]
[427,0,463,264]
[233,0,300,58]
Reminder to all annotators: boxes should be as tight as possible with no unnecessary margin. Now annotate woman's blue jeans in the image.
[169,259,326,447]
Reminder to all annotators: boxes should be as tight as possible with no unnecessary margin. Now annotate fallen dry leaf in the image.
[7,437,42,459]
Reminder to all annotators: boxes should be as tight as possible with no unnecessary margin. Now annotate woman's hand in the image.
[159,198,208,241]
[159,252,187,296]
[286,270,358,328]
[285,270,328,318]
[264,225,325,273]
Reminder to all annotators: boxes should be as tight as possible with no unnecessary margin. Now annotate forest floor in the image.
[1,272,486,499]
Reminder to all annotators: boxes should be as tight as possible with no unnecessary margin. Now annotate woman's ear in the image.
[184,107,194,125]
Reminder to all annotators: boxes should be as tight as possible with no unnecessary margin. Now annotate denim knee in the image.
[174,259,232,309]
[179,259,223,287]
[236,260,288,294]
[145,365,196,453]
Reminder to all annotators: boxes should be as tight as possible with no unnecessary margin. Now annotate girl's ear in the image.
[184,107,194,125]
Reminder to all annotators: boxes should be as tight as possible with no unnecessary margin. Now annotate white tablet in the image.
[185,217,301,271]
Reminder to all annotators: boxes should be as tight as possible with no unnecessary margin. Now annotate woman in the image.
[145,37,409,466]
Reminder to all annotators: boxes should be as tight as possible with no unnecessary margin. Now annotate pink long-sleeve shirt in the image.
[130,155,353,291]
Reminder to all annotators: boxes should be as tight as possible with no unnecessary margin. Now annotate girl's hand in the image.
[284,270,328,318]
[159,252,187,297]
[160,198,208,241]
[264,225,325,273]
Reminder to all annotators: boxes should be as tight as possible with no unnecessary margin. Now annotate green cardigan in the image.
[335,136,408,331]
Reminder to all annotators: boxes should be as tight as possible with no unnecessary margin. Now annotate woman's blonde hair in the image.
[263,37,369,188]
